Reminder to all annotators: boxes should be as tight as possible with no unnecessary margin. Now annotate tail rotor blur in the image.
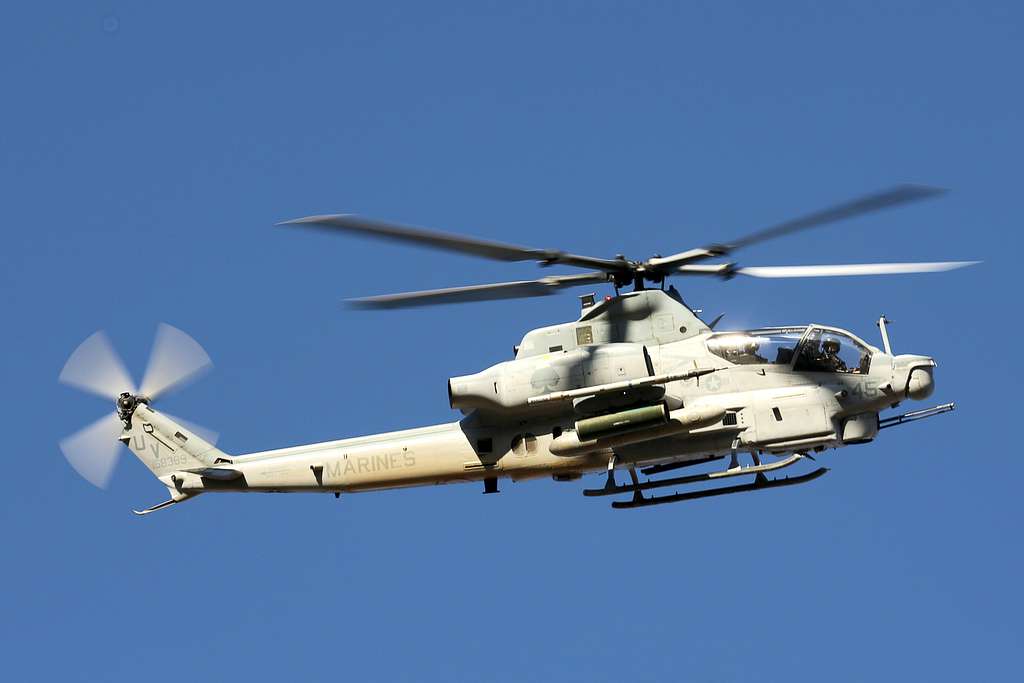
[58,324,216,489]
[139,323,212,401]
[58,330,136,400]
[58,412,125,489]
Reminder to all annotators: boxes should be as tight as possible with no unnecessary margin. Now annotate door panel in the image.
[754,394,831,444]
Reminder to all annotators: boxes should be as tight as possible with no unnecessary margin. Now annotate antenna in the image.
[876,315,893,354]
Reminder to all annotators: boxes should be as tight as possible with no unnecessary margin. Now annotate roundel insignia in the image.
[704,374,723,392]
[530,366,560,392]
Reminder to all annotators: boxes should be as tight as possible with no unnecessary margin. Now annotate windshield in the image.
[706,328,806,366]
[795,328,872,374]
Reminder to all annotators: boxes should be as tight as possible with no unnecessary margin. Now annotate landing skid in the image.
[611,468,828,509]
[583,454,828,509]
[584,453,807,497]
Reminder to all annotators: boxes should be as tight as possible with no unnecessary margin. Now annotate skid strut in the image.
[582,453,828,508]
[584,453,807,497]
[611,468,829,509]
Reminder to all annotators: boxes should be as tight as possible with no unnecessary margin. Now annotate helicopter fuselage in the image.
[59,184,971,512]
[128,289,938,502]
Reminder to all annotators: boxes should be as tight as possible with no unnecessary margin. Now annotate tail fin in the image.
[58,324,224,513]
[121,403,232,479]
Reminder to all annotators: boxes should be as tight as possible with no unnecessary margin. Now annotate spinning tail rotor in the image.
[58,324,217,488]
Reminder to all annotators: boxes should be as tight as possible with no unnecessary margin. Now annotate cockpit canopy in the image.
[706,326,874,374]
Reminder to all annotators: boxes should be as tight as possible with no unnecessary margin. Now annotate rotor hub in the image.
[116,392,143,423]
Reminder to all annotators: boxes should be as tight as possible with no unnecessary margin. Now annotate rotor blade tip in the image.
[277,215,323,226]
[345,298,388,310]
[281,213,358,225]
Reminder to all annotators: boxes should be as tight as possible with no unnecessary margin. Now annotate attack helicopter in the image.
[59,185,976,513]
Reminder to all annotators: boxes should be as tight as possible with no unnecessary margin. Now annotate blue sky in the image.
[3,2,1022,681]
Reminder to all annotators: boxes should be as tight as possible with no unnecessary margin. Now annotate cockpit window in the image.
[795,328,872,374]
[707,328,805,366]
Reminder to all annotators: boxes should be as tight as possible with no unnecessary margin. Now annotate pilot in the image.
[744,339,761,363]
[747,339,768,364]
[822,339,848,372]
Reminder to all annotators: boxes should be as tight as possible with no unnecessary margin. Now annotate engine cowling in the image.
[448,342,653,412]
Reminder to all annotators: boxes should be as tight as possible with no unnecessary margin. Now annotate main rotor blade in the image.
[59,412,124,489]
[726,184,947,251]
[280,214,629,273]
[139,324,212,401]
[348,272,612,309]
[647,185,948,272]
[734,261,979,278]
[59,330,136,400]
